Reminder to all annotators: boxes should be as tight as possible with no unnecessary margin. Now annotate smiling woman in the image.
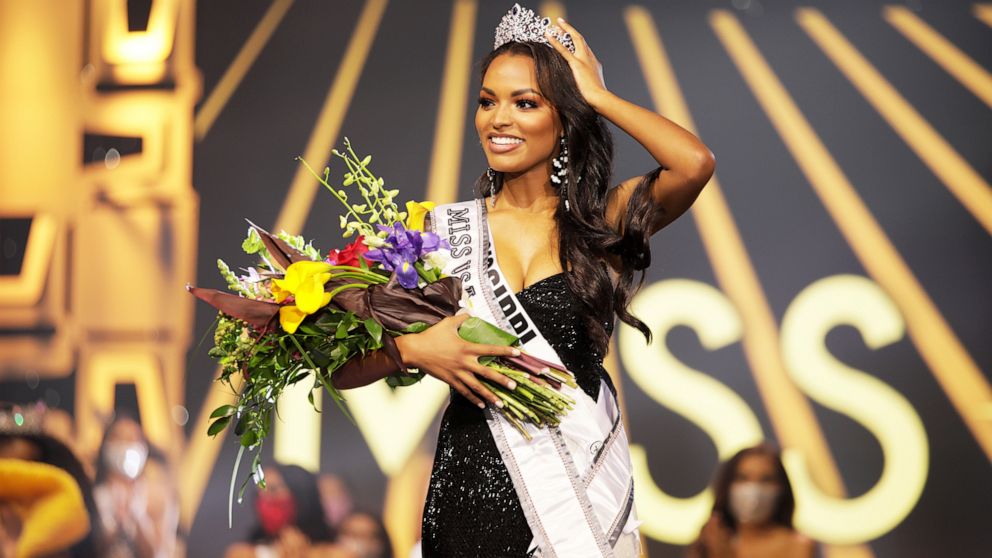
[330,4,714,557]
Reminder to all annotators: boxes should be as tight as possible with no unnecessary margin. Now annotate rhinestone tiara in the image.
[493,3,576,54]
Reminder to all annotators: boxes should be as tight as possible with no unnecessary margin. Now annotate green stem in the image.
[228,444,246,529]
[328,272,387,284]
[341,141,392,217]
[297,157,367,226]
[326,282,370,301]
[287,335,354,425]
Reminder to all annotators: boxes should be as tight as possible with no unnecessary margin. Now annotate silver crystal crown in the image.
[493,3,576,53]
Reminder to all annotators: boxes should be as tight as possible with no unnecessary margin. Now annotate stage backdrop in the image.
[1,0,990,557]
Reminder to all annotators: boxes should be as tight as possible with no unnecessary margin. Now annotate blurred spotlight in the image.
[171,405,189,426]
[105,148,121,169]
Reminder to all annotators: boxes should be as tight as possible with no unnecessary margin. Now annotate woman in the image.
[225,464,351,558]
[93,415,179,558]
[689,444,816,558]
[332,4,714,556]
[0,402,105,557]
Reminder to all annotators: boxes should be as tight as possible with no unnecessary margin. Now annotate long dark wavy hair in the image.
[476,41,660,353]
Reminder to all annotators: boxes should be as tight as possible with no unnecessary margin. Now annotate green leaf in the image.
[240,430,257,447]
[363,319,383,344]
[385,371,426,389]
[458,318,518,346]
[401,322,430,334]
[297,324,325,336]
[208,415,231,437]
[335,313,356,339]
[242,228,263,254]
[210,405,236,419]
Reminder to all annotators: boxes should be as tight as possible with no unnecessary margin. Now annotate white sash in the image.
[429,199,641,558]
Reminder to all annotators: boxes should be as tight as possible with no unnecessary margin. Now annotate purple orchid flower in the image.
[365,222,449,289]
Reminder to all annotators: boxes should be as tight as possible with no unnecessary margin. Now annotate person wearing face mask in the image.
[688,443,817,558]
[93,415,179,558]
[225,464,353,558]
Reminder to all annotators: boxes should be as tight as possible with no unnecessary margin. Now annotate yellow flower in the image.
[271,261,334,333]
[405,200,436,232]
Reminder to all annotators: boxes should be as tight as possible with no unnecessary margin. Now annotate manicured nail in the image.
[477,402,486,409]
[507,381,517,390]
[558,17,565,23]
[496,400,505,408]
[511,348,521,356]
[541,367,550,374]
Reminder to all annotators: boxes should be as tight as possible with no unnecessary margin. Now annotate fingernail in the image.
[496,400,505,408]
[511,348,521,356]
[508,381,517,390]
[477,402,486,409]
[541,367,550,374]
[558,17,565,23]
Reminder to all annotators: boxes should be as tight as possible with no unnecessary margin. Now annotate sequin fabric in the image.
[421,272,615,557]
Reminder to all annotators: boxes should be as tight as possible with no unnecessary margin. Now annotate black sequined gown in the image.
[421,272,616,557]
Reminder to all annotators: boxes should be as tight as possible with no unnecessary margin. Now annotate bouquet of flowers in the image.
[188,139,576,517]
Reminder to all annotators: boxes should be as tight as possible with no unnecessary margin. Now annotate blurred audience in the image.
[689,443,816,558]
[93,415,179,558]
[337,511,392,558]
[317,473,354,532]
[225,464,353,558]
[0,401,104,557]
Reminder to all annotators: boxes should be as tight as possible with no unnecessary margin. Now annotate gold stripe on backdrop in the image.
[794,7,992,457]
[798,8,992,236]
[711,8,992,464]
[179,0,388,528]
[273,0,388,234]
[194,0,295,140]
[271,0,389,472]
[384,2,477,555]
[627,8,872,558]
[884,5,992,109]
[973,3,992,28]
[425,0,478,205]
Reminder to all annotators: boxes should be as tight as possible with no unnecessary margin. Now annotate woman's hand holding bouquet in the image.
[188,139,576,519]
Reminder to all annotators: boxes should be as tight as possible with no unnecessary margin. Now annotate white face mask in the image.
[103,441,148,479]
[729,481,780,525]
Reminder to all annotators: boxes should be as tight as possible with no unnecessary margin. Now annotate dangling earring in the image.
[550,135,570,211]
[487,167,497,208]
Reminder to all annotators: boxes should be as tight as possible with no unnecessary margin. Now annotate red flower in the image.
[325,236,369,267]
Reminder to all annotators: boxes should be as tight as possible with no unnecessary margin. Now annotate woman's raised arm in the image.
[545,18,715,236]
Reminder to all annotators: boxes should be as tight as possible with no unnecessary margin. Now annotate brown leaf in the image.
[187,286,279,330]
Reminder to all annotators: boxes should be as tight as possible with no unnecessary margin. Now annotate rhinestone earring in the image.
[550,135,570,211]
[487,167,497,208]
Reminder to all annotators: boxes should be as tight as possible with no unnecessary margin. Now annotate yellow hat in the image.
[0,458,90,558]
